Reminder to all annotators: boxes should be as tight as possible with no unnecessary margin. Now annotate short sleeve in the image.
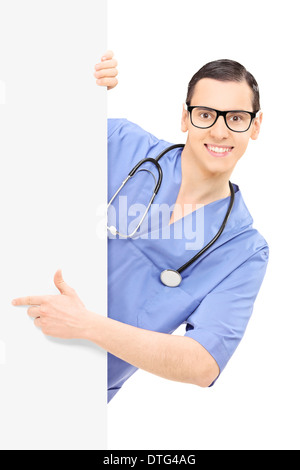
[107,118,127,139]
[107,118,168,170]
[184,246,269,380]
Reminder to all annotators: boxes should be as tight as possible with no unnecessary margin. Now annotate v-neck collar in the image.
[130,145,252,239]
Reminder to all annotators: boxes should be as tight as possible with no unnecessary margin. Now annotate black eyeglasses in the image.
[187,106,258,133]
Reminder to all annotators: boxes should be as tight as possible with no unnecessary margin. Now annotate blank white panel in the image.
[0,0,107,450]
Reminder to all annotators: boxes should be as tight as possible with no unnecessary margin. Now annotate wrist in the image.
[81,310,104,342]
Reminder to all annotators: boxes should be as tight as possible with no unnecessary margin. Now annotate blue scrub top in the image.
[107,118,269,402]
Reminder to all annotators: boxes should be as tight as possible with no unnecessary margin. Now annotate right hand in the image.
[94,50,118,90]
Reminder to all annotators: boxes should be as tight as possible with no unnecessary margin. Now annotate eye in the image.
[229,113,245,122]
[191,107,216,126]
[195,110,214,120]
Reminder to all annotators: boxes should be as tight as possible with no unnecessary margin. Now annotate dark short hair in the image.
[186,59,260,112]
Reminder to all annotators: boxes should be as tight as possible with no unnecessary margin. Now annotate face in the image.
[181,78,263,177]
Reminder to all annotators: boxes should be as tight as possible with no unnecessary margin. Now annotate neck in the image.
[179,146,232,206]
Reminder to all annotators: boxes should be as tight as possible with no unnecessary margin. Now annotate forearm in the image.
[83,312,218,387]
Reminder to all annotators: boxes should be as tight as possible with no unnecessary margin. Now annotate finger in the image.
[94,68,118,79]
[12,296,46,306]
[27,306,41,318]
[54,269,74,295]
[34,317,42,328]
[101,50,114,61]
[96,77,118,89]
[94,59,118,71]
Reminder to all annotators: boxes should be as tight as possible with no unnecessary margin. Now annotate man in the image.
[12,51,269,403]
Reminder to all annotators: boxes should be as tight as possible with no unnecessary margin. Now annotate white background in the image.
[107,0,300,450]
[0,0,107,449]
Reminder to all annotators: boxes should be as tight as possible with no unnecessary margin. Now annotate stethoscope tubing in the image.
[107,143,235,286]
[176,180,235,273]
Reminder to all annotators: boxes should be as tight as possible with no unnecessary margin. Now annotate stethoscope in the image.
[107,144,235,287]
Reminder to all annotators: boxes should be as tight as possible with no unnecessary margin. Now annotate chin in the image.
[204,160,234,176]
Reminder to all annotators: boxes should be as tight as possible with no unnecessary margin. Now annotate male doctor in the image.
[12,51,267,402]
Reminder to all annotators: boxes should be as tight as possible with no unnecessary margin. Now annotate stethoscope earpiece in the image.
[108,225,118,236]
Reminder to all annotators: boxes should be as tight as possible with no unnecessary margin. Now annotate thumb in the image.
[54,269,74,295]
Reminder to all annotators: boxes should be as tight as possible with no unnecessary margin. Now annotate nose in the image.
[209,115,230,140]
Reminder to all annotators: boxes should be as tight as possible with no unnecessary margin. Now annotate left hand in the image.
[94,50,118,90]
[12,270,92,339]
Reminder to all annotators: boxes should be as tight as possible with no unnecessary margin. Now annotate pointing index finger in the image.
[12,296,45,306]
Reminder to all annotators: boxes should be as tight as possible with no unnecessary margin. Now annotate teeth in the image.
[207,145,232,153]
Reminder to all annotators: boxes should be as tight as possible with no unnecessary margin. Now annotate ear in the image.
[181,103,189,133]
[250,111,263,141]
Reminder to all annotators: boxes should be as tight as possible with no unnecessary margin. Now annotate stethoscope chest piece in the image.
[160,269,182,287]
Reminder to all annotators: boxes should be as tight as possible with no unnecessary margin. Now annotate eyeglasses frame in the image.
[186,105,259,133]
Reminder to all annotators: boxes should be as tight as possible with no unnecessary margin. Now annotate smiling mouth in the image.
[204,144,234,156]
